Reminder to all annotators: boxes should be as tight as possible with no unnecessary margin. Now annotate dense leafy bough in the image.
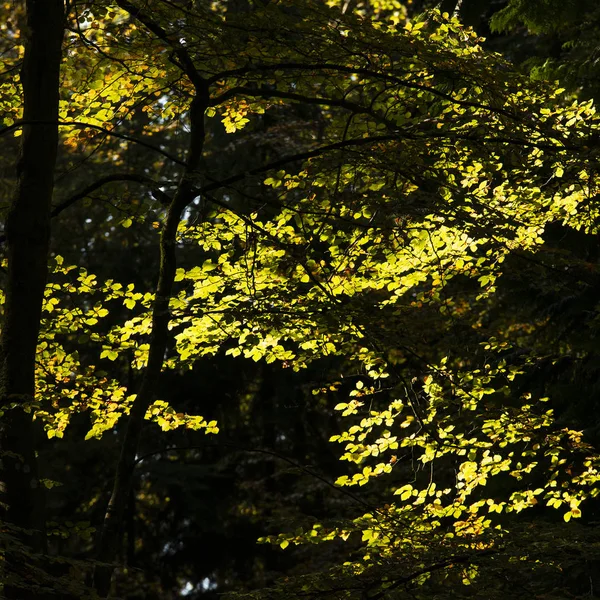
[3,1,600,597]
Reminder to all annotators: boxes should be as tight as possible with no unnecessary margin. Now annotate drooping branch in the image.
[196,130,576,204]
[208,61,521,118]
[209,85,582,153]
[207,61,578,147]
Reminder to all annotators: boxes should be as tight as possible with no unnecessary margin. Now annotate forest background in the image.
[2,0,600,598]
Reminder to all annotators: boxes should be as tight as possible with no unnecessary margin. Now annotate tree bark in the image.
[0,1,64,598]
[93,95,207,598]
[93,40,209,593]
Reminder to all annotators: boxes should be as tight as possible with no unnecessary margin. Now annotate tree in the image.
[0,1,64,597]
[490,0,600,101]
[2,1,600,598]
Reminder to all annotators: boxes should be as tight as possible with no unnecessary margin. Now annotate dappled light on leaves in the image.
[2,1,600,598]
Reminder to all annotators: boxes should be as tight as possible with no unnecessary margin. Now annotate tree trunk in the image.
[0,1,64,598]
[93,91,209,599]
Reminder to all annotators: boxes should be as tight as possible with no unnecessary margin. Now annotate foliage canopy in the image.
[2,0,600,598]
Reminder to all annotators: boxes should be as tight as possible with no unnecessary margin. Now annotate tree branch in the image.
[0,120,186,166]
[134,441,378,514]
[365,549,500,600]
[115,0,206,91]
[208,61,522,121]
[210,86,397,130]
[0,174,172,245]
[51,173,172,215]
[93,8,209,590]
[197,134,398,195]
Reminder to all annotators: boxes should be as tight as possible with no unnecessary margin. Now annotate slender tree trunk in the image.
[0,1,64,598]
[91,2,211,593]
[93,92,208,596]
